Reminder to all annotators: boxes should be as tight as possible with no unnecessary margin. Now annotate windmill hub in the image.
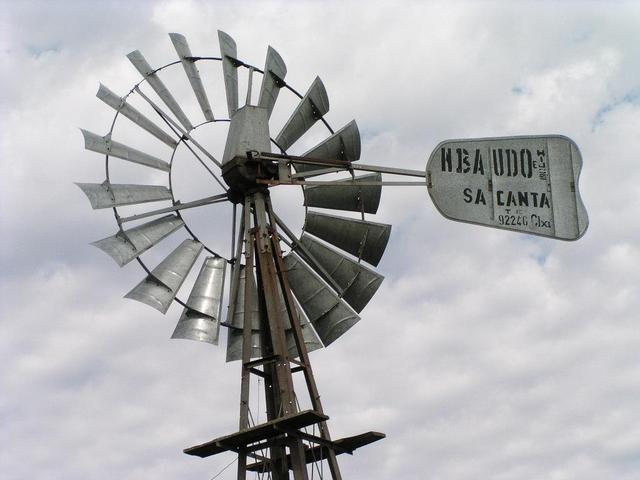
[221,104,277,201]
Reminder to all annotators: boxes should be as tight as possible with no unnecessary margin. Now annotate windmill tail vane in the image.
[77,29,587,479]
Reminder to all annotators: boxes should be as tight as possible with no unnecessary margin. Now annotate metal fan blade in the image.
[169,33,215,122]
[303,173,382,214]
[172,256,226,344]
[274,77,329,151]
[96,84,178,148]
[299,233,383,313]
[125,239,203,313]
[226,265,261,362]
[283,253,360,346]
[294,120,361,174]
[75,181,171,209]
[284,296,324,356]
[91,214,184,267]
[218,30,239,118]
[226,266,322,361]
[276,284,323,356]
[81,129,170,172]
[304,211,391,267]
[257,46,287,119]
[127,50,194,131]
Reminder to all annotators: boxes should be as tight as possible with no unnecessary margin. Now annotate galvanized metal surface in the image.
[283,252,360,346]
[169,33,215,122]
[172,256,226,344]
[222,106,271,165]
[218,30,239,118]
[75,181,171,209]
[227,294,322,361]
[300,233,384,313]
[125,239,203,313]
[271,211,344,294]
[226,265,262,361]
[258,46,286,118]
[275,77,329,151]
[426,135,588,240]
[81,129,170,172]
[127,50,194,131]
[304,211,391,267]
[91,214,184,267]
[303,172,382,214]
[96,84,178,148]
[295,120,361,174]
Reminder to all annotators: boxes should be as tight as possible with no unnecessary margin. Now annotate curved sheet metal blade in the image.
[304,211,391,267]
[81,129,170,172]
[283,252,359,346]
[91,214,184,267]
[295,120,361,174]
[285,296,324,355]
[226,330,262,363]
[75,182,171,209]
[226,265,261,362]
[226,266,322,361]
[125,239,203,313]
[169,33,215,122]
[299,233,383,313]
[218,30,239,118]
[172,256,227,344]
[127,50,194,131]
[274,77,329,151]
[96,84,178,148]
[303,173,382,214]
[257,46,287,119]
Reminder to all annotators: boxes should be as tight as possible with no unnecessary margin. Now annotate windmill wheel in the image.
[77,31,391,357]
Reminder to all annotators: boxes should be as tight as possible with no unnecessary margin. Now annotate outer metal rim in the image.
[101,53,343,309]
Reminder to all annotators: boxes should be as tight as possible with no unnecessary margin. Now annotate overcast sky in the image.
[2,1,640,479]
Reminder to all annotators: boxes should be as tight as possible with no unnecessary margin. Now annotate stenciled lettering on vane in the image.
[440,147,485,175]
[439,143,554,232]
[491,145,553,231]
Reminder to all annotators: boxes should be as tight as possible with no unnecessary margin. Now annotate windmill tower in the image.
[77,31,588,479]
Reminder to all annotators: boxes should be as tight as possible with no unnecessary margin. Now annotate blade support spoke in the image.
[119,192,228,223]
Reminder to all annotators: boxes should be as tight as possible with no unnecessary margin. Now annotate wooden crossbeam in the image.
[184,410,329,458]
[246,431,386,472]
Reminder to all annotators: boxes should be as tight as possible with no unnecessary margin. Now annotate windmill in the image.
[77,31,588,479]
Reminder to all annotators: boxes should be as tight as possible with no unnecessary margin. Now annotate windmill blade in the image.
[125,239,203,313]
[226,265,261,362]
[127,50,194,131]
[294,120,361,174]
[258,46,287,119]
[81,129,170,172]
[284,296,324,356]
[227,330,262,363]
[75,181,171,209]
[218,30,239,117]
[283,252,360,346]
[275,77,329,151]
[91,214,184,267]
[172,256,226,344]
[169,33,215,122]
[299,233,383,313]
[96,84,178,148]
[303,173,382,214]
[304,211,391,267]
[226,266,322,361]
